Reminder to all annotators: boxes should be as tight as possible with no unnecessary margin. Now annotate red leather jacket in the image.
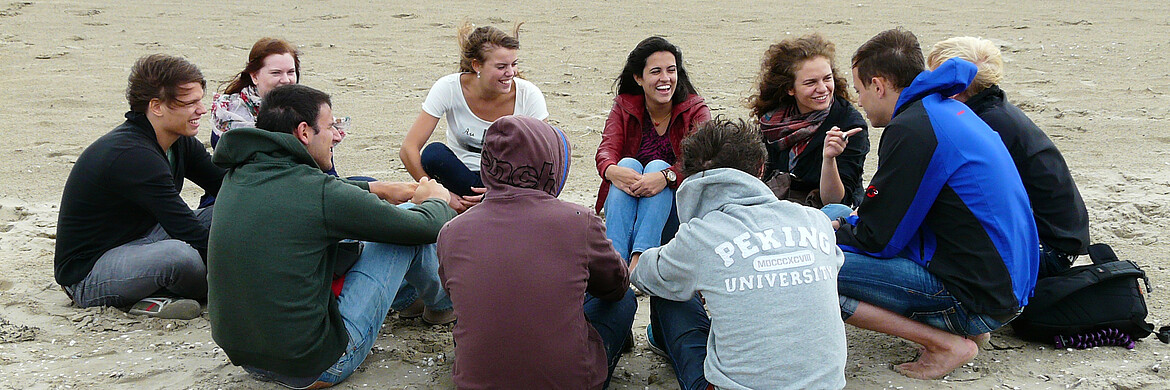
[594,93,710,212]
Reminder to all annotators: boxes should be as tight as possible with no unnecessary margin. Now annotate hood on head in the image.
[480,115,571,197]
[895,57,977,113]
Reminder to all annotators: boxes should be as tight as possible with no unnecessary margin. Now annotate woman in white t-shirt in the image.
[400,23,549,203]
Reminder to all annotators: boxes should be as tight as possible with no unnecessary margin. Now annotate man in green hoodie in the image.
[207,84,458,389]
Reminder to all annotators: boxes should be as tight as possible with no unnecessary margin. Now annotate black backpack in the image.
[1011,243,1170,345]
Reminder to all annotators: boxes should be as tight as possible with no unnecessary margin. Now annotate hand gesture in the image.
[629,170,668,197]
[369,181,418,204]
[605,165,643,196]
[412,177,452,208]
[823,126,863,159]
[448,187,486,213]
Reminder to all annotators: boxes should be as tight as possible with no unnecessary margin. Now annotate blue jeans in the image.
[584,289,638,387]
[421,142,482,197]
[67,206,213,307]
[837,252,1009,336]
[605,158,675,262]
[820,203,853,221]
[649,296,711,390]
[243,241,449,387]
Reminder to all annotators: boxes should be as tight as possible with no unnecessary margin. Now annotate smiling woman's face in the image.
[789,56,835,114]
[634,51,678,107]
[251,53,297,97]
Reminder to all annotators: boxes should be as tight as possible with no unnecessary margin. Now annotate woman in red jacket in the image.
[595,36,710,267]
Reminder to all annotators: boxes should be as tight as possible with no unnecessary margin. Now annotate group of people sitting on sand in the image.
[53,23,1090,389]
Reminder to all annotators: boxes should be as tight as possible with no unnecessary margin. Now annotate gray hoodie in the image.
[631,168,846,390]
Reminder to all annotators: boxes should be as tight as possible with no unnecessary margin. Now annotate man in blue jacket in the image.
[834,29,1039,379]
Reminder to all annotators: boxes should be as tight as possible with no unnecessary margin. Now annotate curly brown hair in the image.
[747,33,849,119]
[681,116,766,177]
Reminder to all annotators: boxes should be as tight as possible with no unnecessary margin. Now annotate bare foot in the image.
[968,333,991,349]
[894,337,978,379]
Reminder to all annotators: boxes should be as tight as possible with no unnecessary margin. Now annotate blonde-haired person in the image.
[400,22,549,206]
[928,37,1089,278]
[747,33,869,215]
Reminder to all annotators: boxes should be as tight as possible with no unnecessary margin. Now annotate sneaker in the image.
[645,324,669,360]
[622,328,634,353]
[397,298,424,319]
[244,366,324,390]
[128,297,202,320]
[422,307,456,325]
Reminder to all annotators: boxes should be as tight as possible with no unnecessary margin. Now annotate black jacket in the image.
[763,96,870,206]
[55,111,225,286]
[965,85,1090,255]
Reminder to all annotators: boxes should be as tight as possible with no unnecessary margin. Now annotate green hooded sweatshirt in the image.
[206,128,455,376]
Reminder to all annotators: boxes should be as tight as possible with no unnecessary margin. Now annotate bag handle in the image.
[1088,243,1118,265]
[1026,260,1146,311]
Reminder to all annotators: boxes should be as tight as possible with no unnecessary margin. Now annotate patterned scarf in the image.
[758,100,832,156]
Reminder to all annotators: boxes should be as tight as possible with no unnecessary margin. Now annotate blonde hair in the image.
[456,21,521,73]
[927,36,1004,97]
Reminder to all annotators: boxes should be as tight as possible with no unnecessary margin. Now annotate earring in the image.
[476,71,481,79]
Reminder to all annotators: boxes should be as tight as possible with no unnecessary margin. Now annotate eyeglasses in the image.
[332,116,351,132]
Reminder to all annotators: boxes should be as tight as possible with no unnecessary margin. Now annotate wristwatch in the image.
[661,169,676,184]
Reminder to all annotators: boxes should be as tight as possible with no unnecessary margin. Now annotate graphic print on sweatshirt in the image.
[715,225,837,293]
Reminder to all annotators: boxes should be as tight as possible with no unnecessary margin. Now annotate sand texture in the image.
[2,0,1169,388]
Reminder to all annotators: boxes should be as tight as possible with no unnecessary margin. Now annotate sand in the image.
[2,0,1169,388]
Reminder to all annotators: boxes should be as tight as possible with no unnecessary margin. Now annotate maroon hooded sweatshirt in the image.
[437,116,629,389]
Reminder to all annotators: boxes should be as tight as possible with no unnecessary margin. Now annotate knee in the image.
[420,143,451,168]
[157,241,206,276]
[617,157,643,171]
[643,159,671,173]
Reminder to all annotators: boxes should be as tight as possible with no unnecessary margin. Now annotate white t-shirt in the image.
[422,73,549,171]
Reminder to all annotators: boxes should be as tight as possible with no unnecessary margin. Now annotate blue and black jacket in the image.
[836,58,1039,317]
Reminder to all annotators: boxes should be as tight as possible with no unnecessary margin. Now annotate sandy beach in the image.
[2,0,1169,388]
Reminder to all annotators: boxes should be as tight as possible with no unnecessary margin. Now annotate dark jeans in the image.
[585,289,638,387]
[420,142,482,196]
[1037,242,1077,278]
[68,206,214,307]
[649,295,711,390]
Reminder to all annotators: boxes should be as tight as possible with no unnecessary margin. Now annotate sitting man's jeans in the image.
[68,205,213,307]
[244,241,452,387]
[420,142,483,197]
[649,295,712,390]
[837,252,1012,336]
[584,289,638,387]
[1037,242,1078,279]
[605,158,675,263]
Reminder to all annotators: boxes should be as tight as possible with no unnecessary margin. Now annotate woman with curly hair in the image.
[748,33,869,212]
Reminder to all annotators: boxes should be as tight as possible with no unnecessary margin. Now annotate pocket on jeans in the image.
[907,306,963,334]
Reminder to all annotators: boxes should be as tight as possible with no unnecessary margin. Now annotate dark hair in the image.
[748,33,850,118]
[222,37,301,95]
[614,36,698,105]
[851,28,924,89]
[681,116,766,177]
[458,22,521,73]
[125,54,206,113]
[255,84,331,135]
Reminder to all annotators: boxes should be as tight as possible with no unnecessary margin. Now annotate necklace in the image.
[651,112,670,127]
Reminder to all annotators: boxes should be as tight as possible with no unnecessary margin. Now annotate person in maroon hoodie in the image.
[438,115,636,389]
